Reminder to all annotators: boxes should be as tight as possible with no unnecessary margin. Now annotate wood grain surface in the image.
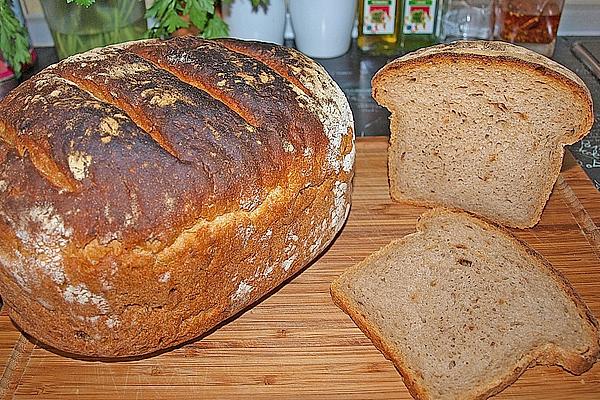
[0,137,599,399]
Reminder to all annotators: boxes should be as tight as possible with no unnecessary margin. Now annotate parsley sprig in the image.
[67,0,95,6]
[0,0,31,77]
[146,0,228,39]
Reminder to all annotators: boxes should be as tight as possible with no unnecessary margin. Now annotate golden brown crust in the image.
[331,208,599,400]
[373,41,594,142]
[0,37,355,357]
[217,39,356,176]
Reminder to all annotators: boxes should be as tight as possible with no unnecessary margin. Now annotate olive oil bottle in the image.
[357,0,402,55]
[400,0,440,51]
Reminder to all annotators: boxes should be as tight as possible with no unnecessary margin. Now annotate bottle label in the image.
[403,0,437,34]
[362,0,398,35]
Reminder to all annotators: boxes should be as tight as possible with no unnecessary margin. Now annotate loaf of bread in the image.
[372,41,594,228]
[331,209,600,400]
[0,37,355,357]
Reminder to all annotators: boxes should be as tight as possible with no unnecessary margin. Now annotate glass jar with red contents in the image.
[496,0,565,57]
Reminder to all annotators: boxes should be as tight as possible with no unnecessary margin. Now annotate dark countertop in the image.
[21,37,600,189]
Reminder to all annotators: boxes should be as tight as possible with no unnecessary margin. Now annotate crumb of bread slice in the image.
[372,41,594,228]
[331,208,600,400]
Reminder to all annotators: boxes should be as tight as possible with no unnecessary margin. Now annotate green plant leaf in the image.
[0,0,32,77]
[164,10,189,32]
[145,0,231,39]
[146,0,176,23]
[67,0,96,7]
[188,4,208,31]
[174,0,186,13]
[196,0,214,14]
[202,14,228,39]
[181,0,193,14]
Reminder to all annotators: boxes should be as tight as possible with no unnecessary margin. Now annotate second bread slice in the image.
[331,209,599,400]
[372,41,594,228]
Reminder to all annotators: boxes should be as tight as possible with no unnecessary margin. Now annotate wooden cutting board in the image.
[1,136,599,399]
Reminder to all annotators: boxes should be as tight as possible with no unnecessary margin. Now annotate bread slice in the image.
[331,209,600,400]
[372,41,594,228]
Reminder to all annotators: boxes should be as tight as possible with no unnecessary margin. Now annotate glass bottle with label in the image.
[400,0,440,51]
[357,0,402,55]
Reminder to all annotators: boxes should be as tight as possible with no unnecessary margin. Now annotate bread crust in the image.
[372,41,594,229]
[0,38,355,357]
[331,208,600,400]
[373,41,594,142]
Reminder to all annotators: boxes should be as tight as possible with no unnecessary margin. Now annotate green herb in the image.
[146,0,228,39]
[67,0,96,6]
[0,0,31,77]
